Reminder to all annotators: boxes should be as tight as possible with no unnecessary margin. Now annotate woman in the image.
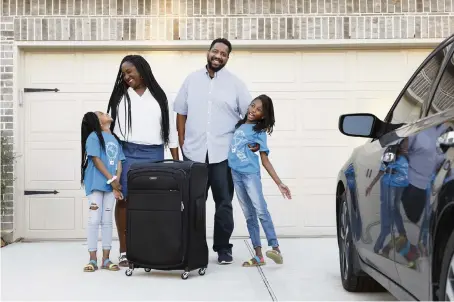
[107,54,179,267]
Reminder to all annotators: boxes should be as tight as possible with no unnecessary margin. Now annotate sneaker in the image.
[118,253,129,267]
[217,251,233,265]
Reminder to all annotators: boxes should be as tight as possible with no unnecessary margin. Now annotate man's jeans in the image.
[183,153,234,253]
[231,170,279,249]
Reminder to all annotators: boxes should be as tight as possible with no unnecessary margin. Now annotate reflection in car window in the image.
[389,45,447,125]
[428,46,454,116]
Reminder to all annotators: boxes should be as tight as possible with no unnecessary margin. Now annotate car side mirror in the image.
[338,113,381,138]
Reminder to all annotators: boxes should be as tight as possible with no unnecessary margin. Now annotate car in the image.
[336,33,454,301]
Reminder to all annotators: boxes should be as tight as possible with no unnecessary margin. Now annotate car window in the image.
[386,43,449,126]
[427,46,454,117]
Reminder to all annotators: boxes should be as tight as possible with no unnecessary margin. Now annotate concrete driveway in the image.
[1,238,395,301]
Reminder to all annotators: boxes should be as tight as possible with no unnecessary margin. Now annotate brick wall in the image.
[1,0,454,237]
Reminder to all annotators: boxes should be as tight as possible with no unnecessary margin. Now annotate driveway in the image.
[1,238,395,301]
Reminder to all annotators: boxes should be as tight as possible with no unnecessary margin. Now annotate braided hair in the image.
[80,112,106,186]
[107,55,170,146]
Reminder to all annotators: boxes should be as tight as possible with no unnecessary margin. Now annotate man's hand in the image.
[248,143,260,152]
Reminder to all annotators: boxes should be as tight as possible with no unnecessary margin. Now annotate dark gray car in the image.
[336,33,454,301]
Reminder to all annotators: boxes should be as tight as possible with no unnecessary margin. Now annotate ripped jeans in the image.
[87,191,115,252]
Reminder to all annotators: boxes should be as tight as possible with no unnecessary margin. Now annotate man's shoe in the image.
[217,251,233,264]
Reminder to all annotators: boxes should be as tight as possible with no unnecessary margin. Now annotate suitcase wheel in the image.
[144,268,151,273]
[198,268,206,276]
[125,269,133,276]
[181,271,190,280]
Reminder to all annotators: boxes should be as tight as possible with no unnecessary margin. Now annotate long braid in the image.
[81,112,106,186]
[106,55,170,147]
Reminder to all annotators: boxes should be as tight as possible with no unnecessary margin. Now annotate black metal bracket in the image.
[24,190,59,196]
[24,88,60,93]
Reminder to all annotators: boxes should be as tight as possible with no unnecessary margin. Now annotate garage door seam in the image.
[244,239,278,302]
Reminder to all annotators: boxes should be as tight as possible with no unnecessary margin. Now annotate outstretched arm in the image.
[260,152,291,199]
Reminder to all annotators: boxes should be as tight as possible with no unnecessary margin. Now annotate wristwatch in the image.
[107,175,117,185]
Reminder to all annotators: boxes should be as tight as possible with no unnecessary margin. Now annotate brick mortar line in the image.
[6,13,454,18]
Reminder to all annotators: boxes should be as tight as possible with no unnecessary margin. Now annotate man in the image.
[173,38,257,264]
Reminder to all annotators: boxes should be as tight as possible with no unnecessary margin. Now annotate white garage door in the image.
[19,48,432,240]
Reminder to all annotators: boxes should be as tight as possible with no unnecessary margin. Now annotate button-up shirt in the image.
[173,67,251,164]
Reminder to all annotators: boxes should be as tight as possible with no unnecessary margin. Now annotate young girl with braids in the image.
[107,55,179,266]
[81,111,125,272]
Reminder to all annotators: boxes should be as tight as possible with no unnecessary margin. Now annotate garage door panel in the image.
[302,97,355,131]
[79,53,126,92]
[303,194,336,228]
[301,177,337,195]
[299,146,352,178]
[27,196,76,230]
[296,130,351,146]
[142,52,186,92]
[82,94,112,114]
[25,52,78,92]
[355,51,407,83]
[237,52,300,92]
[25,141,80,190]
[25,93,81,142]
[300,52,349,91]
[260,147,298,179]
[265,195,298,227]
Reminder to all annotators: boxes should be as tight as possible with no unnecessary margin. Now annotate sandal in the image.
[118,253,128,267]
[242,255,265,267]
[266,250,283,264]
[83,260,98,272]
[101,259,120,271]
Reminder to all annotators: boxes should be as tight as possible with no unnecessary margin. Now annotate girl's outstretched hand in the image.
[278,183,292,199]
[113,189,124,201]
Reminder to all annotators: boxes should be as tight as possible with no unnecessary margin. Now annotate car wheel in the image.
[438,229,454,300]
[338,192,384,292]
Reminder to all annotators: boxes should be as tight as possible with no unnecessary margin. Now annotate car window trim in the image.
[383,34,454,124]
[424,44,454,117]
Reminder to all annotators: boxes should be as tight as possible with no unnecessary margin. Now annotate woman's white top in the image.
[113,87,178,148]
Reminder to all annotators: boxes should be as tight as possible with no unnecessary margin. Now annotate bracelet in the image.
[107,175,117,185]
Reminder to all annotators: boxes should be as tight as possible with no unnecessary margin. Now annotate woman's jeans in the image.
[87,191,115,252]
[231,170,278,249]
[374,184,406,253]
[120,142,164,198]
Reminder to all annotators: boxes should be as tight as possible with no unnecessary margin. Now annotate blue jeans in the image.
[87,191,115,252]
[374,184,406,253]
[120,142,164,198]
[231,170,278,249]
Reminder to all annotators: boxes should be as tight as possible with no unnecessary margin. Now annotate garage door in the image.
[20,48,432,240]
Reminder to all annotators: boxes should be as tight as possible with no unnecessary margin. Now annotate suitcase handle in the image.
[154,159,183,164]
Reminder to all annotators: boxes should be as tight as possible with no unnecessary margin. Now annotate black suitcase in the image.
[124,159,209,280]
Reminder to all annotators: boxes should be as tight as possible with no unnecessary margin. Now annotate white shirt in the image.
[113,87,178,148]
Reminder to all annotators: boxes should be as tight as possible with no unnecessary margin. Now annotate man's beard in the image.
[207,58,225,72]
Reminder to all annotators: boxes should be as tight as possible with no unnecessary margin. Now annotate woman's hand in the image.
[113,189,124,201]
[278,183,292,199]
[365,186,372,196]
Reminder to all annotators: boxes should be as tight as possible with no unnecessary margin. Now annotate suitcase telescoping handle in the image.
[154,159,183,164]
